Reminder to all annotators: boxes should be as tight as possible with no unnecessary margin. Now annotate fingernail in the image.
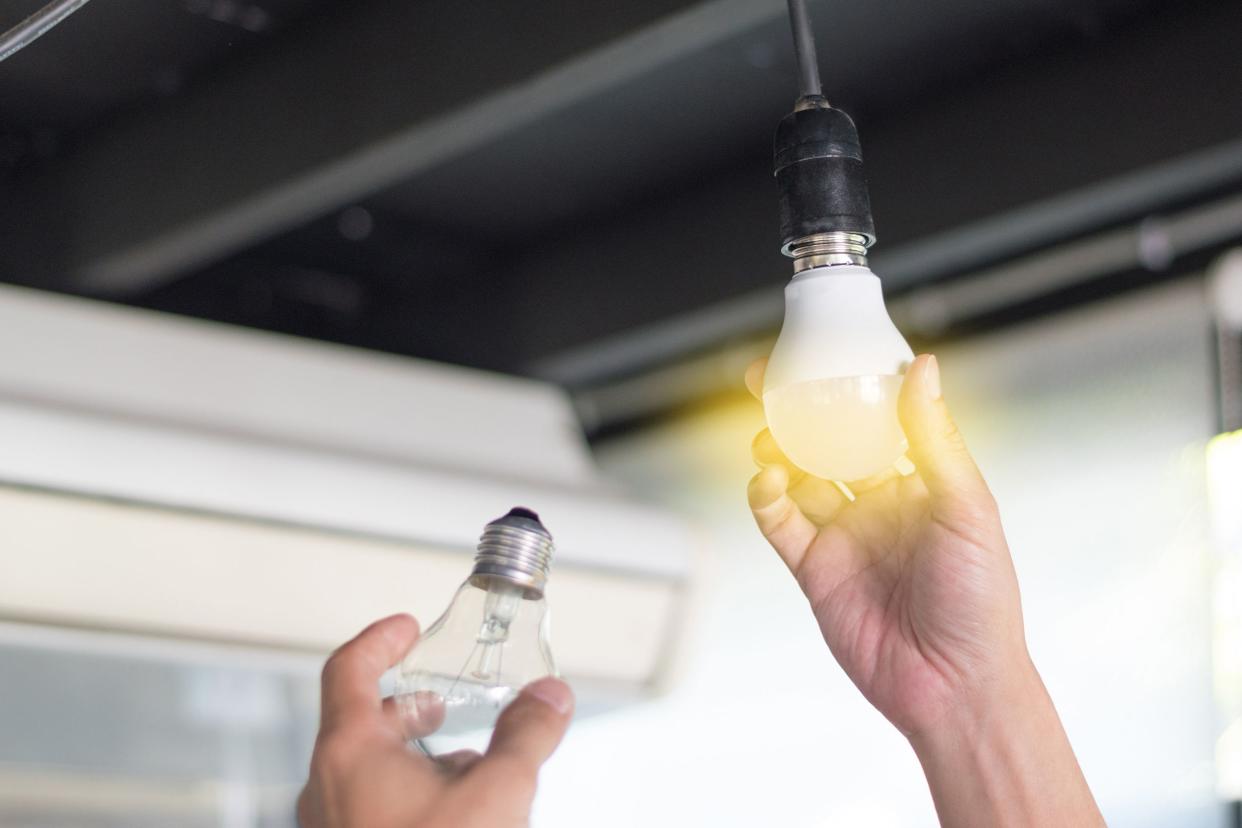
[525,677,573,715]
[925,355,941,400]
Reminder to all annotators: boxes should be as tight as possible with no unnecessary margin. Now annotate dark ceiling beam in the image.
[0,0,787,294]
[511,0,1242,383]
[532,138,1242,387]
[571,178,1242,437]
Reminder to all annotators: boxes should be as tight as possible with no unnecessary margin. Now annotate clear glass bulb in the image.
[391,508,556,753]
[763,263,914,482]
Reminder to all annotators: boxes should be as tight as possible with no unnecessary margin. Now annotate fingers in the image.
[788,472,851,522]
[465,679,573,809]
[320,614,419,731]
[846,466,902,495]
[295,786,322,828]
[751,429,847,522]
[437,749,484,776]
[441,679,569,824]
[747,465,819,572]
[483,678,574,770]
[428,680,571,822]
[381,695,402,732]
[750,426,790,467]
[744,357,767,400]
[385,690,446,740]
[749,357,845,535]
[898,355,992,509]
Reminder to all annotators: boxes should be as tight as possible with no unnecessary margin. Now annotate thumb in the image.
[454,679,573,820]
[898,354,990,508]
[484,677,574,770]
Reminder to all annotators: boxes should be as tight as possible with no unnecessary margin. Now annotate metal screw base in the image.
[469,508,554,599]
[785,231,871,272]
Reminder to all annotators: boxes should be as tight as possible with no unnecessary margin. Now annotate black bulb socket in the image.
[774,96,875,252]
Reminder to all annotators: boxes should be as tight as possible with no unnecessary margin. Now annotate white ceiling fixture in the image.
[0,284,695,700]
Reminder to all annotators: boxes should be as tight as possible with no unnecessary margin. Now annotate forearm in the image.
[909,657,1104,828]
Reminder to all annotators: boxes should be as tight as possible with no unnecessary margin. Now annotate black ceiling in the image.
[2,0,1240,402]
[0,0,328,145]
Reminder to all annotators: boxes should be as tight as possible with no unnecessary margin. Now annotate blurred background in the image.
[1,0,1241,825]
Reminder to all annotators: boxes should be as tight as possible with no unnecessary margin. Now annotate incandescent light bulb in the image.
[392,507,556,752]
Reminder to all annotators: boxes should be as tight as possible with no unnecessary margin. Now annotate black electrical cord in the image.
[786,0,822,98]
[775,0,874,252]
[0,0,92,63]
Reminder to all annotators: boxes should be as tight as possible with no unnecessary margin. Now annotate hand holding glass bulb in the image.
[297,614,573,828]
[393,508,558,754]
[297,508,568,828]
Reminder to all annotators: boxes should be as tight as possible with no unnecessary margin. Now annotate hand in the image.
[747,354,1103,827]
[747,353,1020,736]
[297,614,574,828]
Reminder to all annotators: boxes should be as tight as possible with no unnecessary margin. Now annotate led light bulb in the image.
[763,248,914,482]
[392,507,556,751]
[765,10,914,484]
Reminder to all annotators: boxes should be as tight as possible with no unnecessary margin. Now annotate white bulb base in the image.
[764,264,913,392]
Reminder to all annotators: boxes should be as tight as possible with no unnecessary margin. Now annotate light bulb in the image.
[392,507,556,751]
[765,62,913,482]
[763,249,914,482]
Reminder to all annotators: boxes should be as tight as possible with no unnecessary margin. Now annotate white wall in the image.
[534,278,1225,827]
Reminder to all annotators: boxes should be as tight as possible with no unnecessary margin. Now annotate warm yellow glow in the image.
[1206,428,1242,798]
[764,374,908,482]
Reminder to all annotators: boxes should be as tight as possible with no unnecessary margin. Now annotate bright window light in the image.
[1206,428,1242,799]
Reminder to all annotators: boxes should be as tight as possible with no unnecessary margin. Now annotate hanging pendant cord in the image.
[786,0,822,98]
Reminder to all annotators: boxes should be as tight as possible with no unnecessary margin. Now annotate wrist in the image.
[908,654,1103,828]
[909,650,1044,753]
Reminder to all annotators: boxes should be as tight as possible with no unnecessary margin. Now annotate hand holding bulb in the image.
[748,354,1104,826]
[299,509,570,828]
[750,353,1021,733]
[757,22,1099,814]
[297,614,573,828]
[393,508,558,754]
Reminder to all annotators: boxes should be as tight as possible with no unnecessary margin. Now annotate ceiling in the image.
[0,0,343,178]
[2,0,1241,431]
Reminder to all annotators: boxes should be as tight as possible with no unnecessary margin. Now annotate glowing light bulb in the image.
[392,507,556,751]
[763,258,914,482]
[764,12,913,483]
